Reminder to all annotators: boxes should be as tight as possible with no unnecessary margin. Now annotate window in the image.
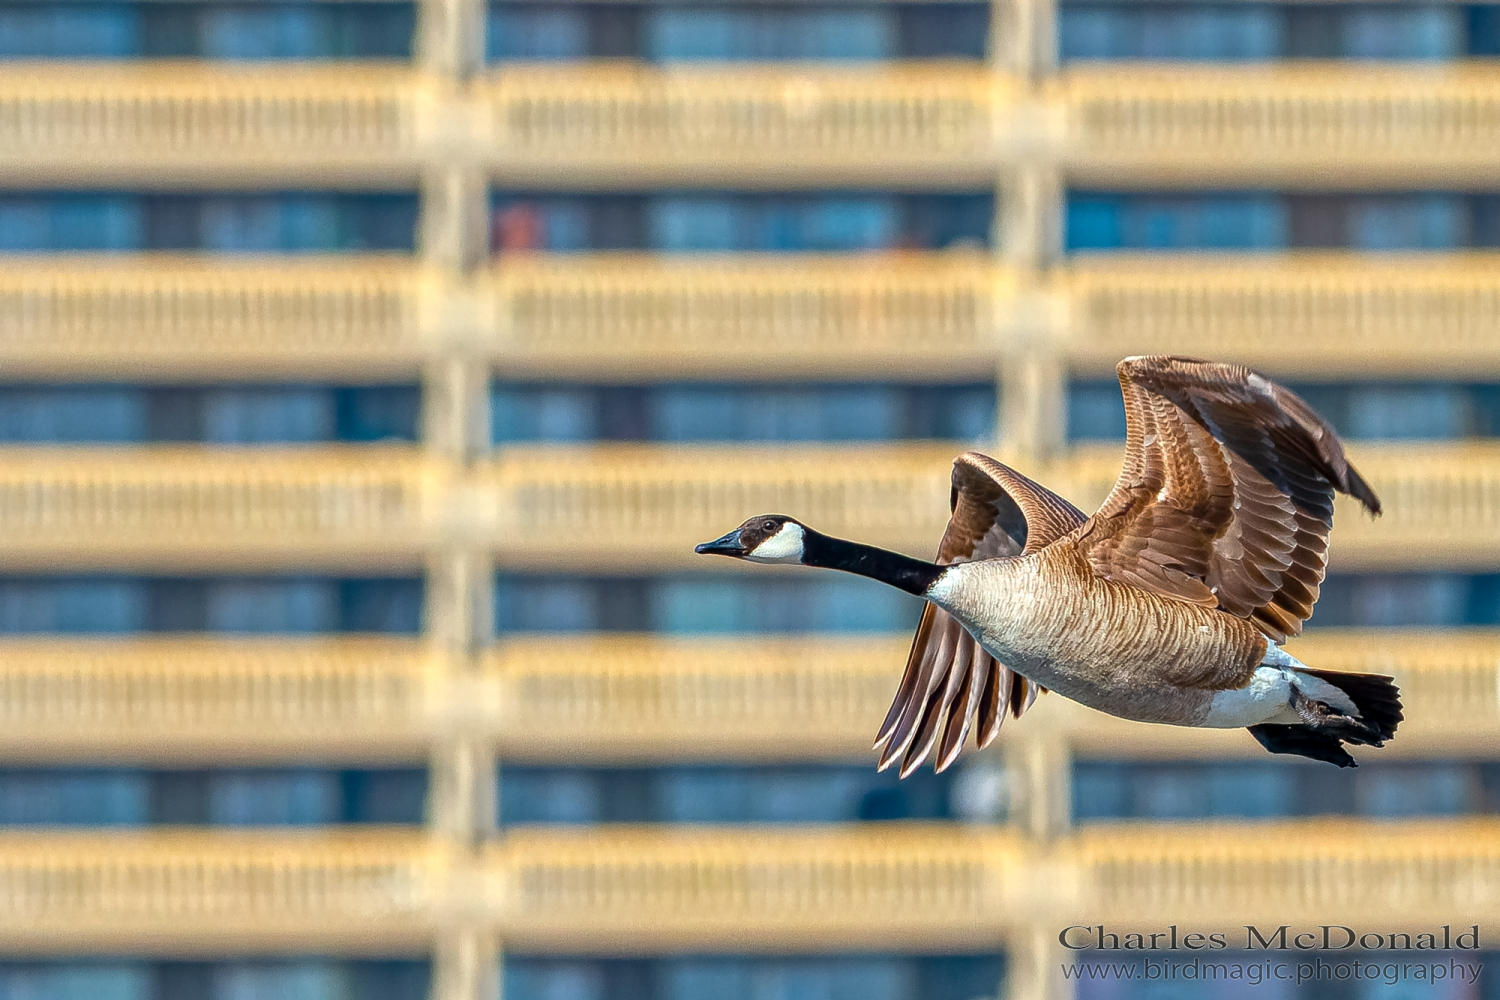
[491,193,993,252]
[0,577,424,633]
[1074,760,1497,820]
[0,385,419,444]
[1062,4,1283,61]
[644,6,899,61]
[486,2,988,62]
[1066,380,1128,441]
[1313,573,1500,627]
[0,768,425,826]
[1293,383,1471,440]
[495,575,923,634]
[0,2,414,59]
[1060,3,1475,61]
[500,764,984,824]
[1475,5,1500,54]
[0,193,417,253]
[504,955,1006,1000]
[0,960,430,1000]
[492,383,996,443]
[1067,192,1500,252]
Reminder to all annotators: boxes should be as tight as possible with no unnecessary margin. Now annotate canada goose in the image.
[696,356,1402,772]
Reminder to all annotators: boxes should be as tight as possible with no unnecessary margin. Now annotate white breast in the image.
[1202,644,1359,728]
[1203,666,1299,728]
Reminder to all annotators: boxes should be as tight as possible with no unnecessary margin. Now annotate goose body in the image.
[926,552,1266,728]
[927,551,1357,730]
[696,356,1403,770]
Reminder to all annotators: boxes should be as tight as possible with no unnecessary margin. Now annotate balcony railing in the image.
[481,63,1009,187]
[9,254,1500,379]
[0,830,433,953]
[494,823,1500,947]
[490,826,1021,951]
[0,638,434,763]
[490,635,899,762]
[1060,64,1500,187]
[1074,821,1500,930]
[496,252,1500,380]
[0,824,1496,951]
[0,447,439,570]
[0,64,421,185]
[491,253,1004,380]
[0,257,426,379]
[1062,253,1500,378]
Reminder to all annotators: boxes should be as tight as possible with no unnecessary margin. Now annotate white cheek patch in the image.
[745,522,805,564]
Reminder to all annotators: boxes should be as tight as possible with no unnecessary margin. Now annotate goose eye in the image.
[763,520,777,531]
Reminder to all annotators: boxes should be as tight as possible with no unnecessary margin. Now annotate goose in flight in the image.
[696,356,1401,772]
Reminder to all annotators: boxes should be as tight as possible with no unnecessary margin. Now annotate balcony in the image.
[1061,64,1500,188]
[0,638,434,764]
[481,63,1011,188]
[1073,820,1500,931]
[7,254,1500,380]
[0,64,421,186]
[0,830,433,953]
[0,447,439,571]
[491,253,1005,380]
[1061,253,1500,379]
[0,257,427,380]
[491,62,1500,188]
[486,443,1500,572]
[493,821,1500,948]
[497,252,1500,380]
[491,634,899,762]
[0,824,1495,952]
[496,822,1500,948]
[489,825,1022,952]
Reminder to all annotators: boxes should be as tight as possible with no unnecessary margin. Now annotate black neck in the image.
[800,529,946,597]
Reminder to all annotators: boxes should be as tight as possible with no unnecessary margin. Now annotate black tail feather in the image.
[1247,669,1404,767]
[1248,724,1358,768]
[1297,668,1404,741]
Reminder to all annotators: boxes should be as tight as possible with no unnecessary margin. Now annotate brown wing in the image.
[1078,355,1380,646]
[874,452,1087,776]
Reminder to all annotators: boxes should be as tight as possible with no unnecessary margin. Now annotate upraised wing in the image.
[875,452,1087,776]
[1078,355,1380,645]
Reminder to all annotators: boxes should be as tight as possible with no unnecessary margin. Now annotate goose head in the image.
[695,515,807,564]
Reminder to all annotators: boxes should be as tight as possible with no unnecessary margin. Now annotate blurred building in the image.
[0,1,1499,1000]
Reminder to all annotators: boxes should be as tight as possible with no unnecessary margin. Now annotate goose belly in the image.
[966,629,1225,726]
[935,558,1265,727]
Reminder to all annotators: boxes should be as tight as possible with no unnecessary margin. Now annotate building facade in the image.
[0,1,1499,998]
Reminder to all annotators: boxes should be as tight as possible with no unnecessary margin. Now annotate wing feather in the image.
[876,452,1087,774]
[1078,355,1380,643]
[935,639,986,772]
[877,609,960,769]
